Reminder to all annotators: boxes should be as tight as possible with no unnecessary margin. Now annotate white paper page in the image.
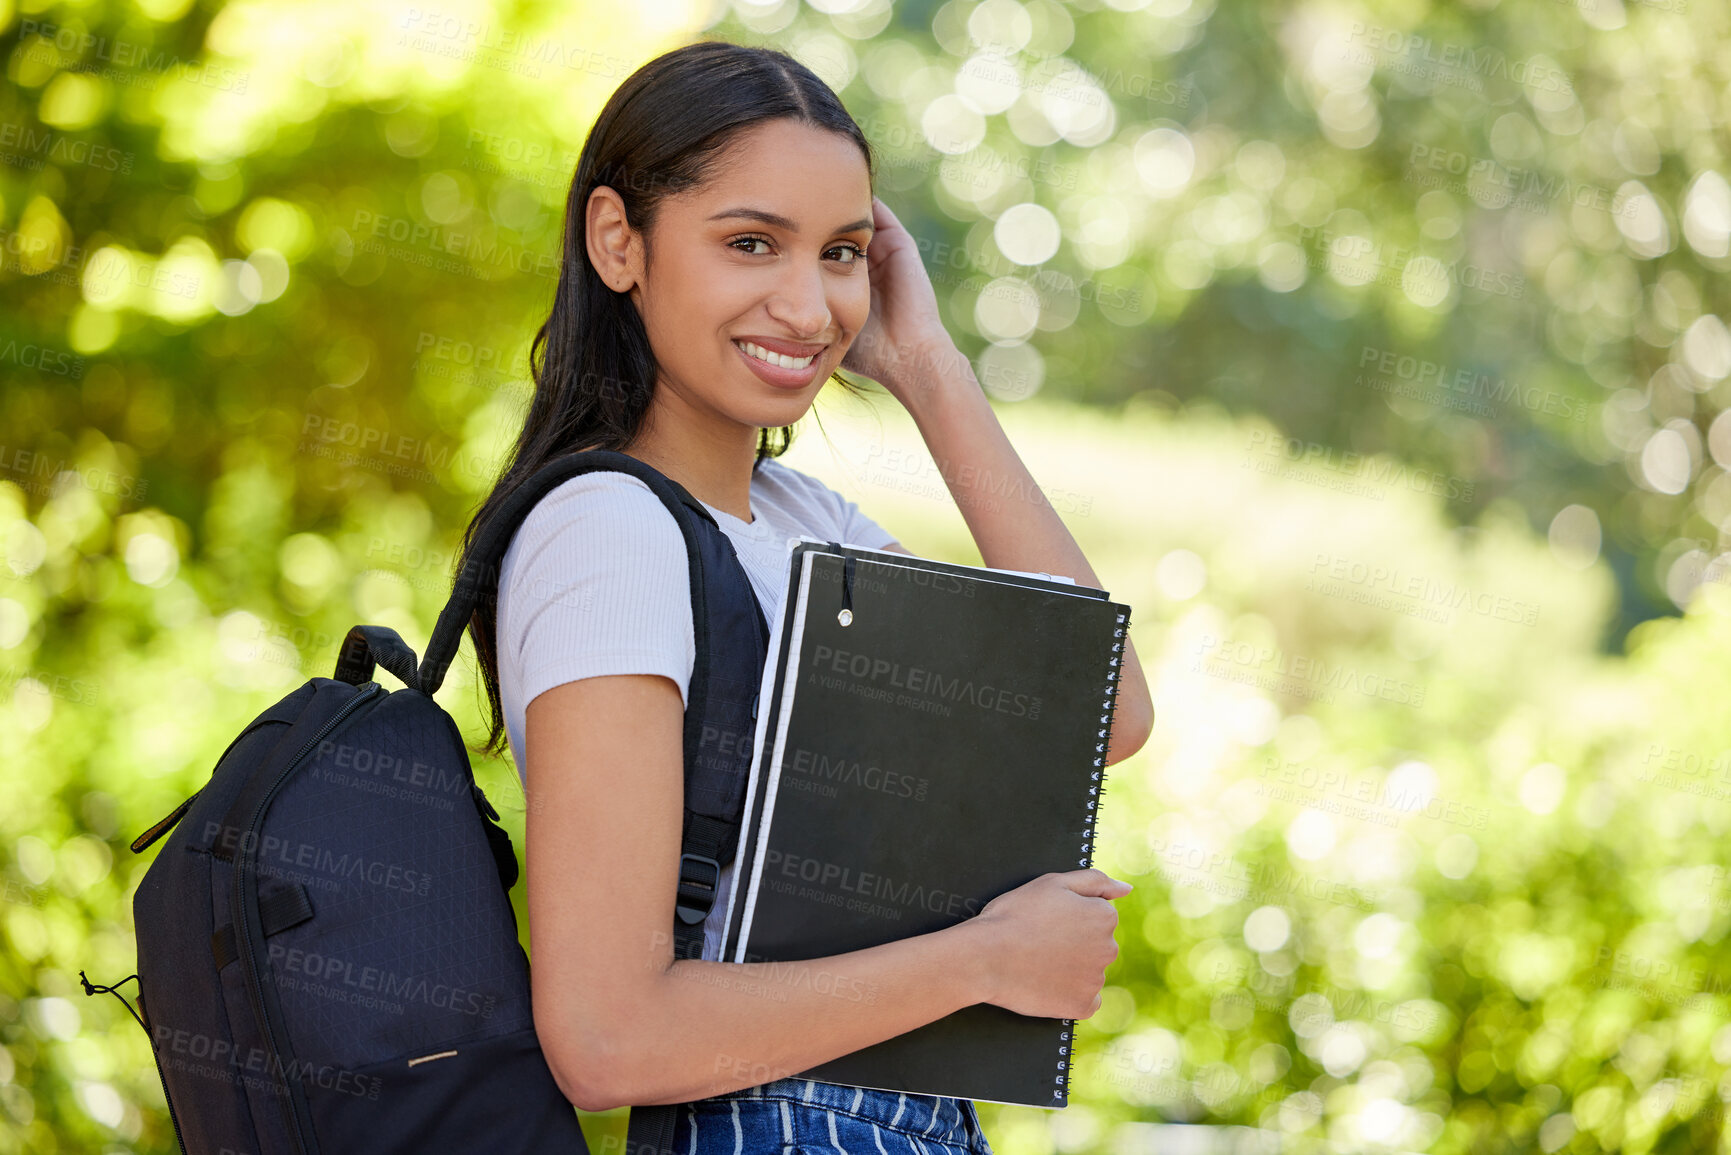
[787,533,1082,587]
[730,549,818,962]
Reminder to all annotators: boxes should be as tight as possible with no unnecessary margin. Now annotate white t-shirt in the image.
[496,454,899,960]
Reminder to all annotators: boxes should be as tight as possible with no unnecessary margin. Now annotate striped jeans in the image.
[669,1077,993,1155]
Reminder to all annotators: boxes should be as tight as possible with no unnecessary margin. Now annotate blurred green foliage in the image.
[2,0,1730,1152]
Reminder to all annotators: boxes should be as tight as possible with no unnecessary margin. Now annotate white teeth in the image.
[736,340,816,370]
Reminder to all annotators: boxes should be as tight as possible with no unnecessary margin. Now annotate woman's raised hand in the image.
[839,195,957,405]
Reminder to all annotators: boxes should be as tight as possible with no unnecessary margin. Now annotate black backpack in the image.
[83,449,769,1154]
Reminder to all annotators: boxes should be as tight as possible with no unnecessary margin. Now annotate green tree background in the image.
[2,0,1730,1152]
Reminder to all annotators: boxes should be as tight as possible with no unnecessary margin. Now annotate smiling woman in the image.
[585,116,879,444]
[452,36,1148,1155]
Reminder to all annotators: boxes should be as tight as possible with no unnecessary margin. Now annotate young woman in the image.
[461,39,1154,1155]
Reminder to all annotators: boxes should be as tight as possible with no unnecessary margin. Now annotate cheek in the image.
[835,279,873,331]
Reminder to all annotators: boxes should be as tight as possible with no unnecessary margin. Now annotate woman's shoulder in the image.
[753,455,891,543]
[503,470,685,588]
[516,469,679,536]
[752,455,851,513]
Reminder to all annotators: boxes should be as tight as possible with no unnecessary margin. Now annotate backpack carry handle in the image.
[415,449,714,696]
[333,624,423,691]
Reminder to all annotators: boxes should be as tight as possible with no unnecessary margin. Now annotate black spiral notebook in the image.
[719,537,1131,1109]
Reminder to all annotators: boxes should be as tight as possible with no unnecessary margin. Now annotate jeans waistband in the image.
[707,1077,975,1140]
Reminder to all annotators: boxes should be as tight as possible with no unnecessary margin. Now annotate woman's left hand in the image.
[840,196,960,407]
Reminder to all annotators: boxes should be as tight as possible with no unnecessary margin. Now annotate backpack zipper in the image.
[233,681,387,1153]
[80,975,189,1154]
[147,1004,191,1154]
[131,715,295,855]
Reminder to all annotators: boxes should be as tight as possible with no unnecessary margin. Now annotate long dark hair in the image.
[459,39,877,760]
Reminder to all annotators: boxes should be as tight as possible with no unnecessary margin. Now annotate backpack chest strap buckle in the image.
[674,853,722,925]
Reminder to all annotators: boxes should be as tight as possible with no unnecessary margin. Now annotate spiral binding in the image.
[1055,605,1132,1107]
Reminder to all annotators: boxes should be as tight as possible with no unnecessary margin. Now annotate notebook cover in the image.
[721,540,1113,969]
[723,545,1130,1108]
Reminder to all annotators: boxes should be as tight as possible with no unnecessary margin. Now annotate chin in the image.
[745,397,819,429]
[731,375,827,424]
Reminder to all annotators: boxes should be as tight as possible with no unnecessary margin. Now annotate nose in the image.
[765,258,832,340]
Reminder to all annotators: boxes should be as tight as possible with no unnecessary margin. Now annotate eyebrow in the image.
[707,207,874,235]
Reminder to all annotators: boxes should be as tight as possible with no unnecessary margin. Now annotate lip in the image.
[735,335,827,357]
[732,338,826,390]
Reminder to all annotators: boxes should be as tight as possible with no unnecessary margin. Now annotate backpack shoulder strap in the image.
[425,448,770,1155]
[422,447,768,948]
[418,448,711,694]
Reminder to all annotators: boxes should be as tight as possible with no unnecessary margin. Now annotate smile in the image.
[734,339,818,370]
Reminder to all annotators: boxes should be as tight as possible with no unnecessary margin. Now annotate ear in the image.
[585,185,639,294]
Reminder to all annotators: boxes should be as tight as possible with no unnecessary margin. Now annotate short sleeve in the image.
[496,472,696,715]
[759,458,898,549]
[834,486,899,550]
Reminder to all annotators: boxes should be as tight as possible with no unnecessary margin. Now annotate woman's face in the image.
[614,118,875,436]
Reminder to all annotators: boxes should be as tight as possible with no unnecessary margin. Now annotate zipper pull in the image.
[131,789,201,854]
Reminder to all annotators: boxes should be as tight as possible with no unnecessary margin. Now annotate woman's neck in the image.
[622,397,760,524]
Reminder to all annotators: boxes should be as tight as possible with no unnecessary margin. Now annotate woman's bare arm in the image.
[524,671,1003,1113]
[834,195,1154,765]
[885,352,1153,764]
